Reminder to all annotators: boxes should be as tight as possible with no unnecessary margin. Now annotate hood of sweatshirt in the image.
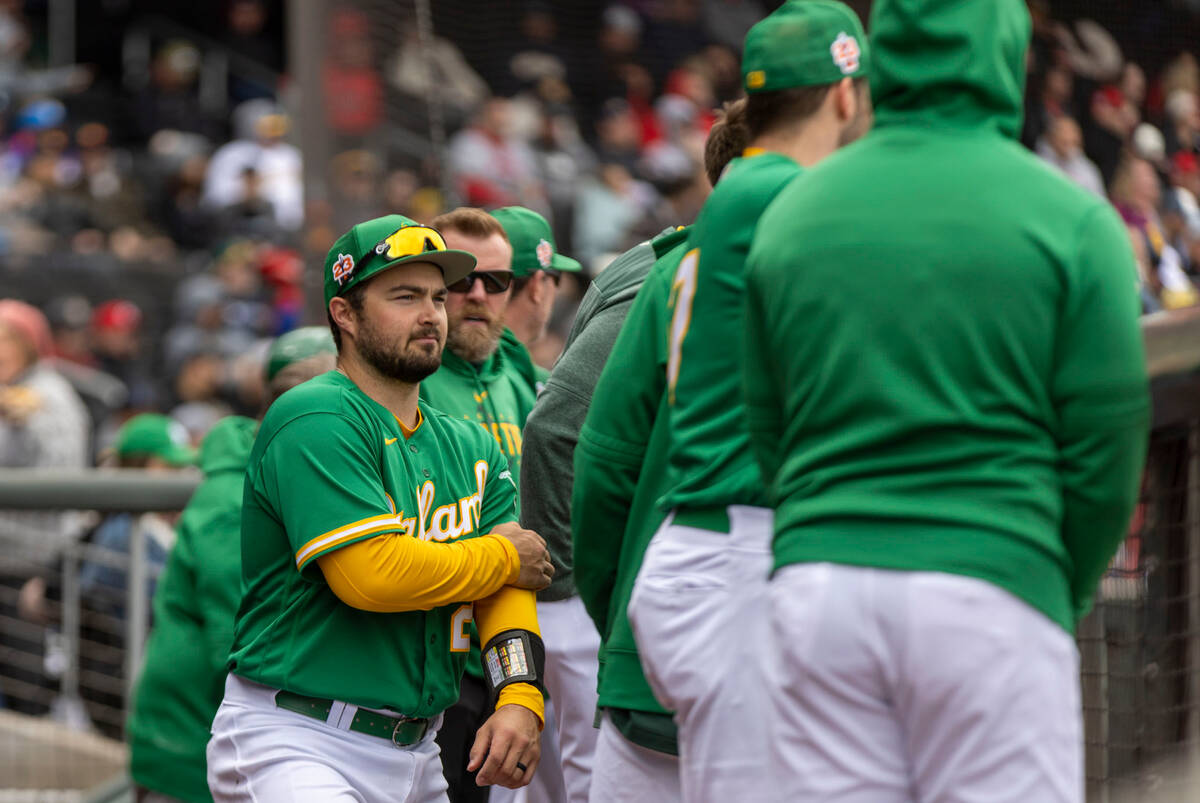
[868,0,1030,139]
[198,415,256,476]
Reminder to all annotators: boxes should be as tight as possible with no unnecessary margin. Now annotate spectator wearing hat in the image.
[79,413,198,613]
[1037,116,1105,198]
[203,102,303,231]
[91,299,157,410]
[0,299,90,713]
[128,328,336,803]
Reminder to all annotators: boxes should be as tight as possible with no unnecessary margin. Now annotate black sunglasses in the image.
[448,271,514,294]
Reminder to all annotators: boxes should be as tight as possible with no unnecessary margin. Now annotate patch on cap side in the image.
[332,253,355,287]
[831,32,861,75]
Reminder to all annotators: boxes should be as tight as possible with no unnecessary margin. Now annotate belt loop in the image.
[337,703,359,730]
[326,700,346,727]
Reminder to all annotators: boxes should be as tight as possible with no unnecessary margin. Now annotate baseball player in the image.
[128,327,336,803]
[530,102,747,803]
[417,207,552,803]
[206,215,555,803]
[617,3,871,800]
[741,1,1148,800]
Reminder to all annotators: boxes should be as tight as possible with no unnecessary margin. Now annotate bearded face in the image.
[354,306,446,383]
[445,297,506,363]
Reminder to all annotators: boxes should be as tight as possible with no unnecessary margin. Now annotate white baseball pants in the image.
[207,674,449,803]
[767,563,1083,803]
[627,505,774,803]
[588,713,682,802]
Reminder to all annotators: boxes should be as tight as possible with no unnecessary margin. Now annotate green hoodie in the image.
[743,0,1149,634]
[127,415,257,803]
[420,327,540,484]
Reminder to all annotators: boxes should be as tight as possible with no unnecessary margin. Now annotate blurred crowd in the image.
[1023,3,1200,312]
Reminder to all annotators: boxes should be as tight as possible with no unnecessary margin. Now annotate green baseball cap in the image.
[742,0,870,94]
[491,206,582,278]
[265,326,336,382]
[114,413,197,466]
[323,214,476,307]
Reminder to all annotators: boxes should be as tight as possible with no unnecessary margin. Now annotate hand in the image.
[468,703,541,789]
[491,524,554,591]
[0,386,42,425]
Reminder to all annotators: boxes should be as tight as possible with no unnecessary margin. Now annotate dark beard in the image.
[357,321,443,383]
[446,303,505,363]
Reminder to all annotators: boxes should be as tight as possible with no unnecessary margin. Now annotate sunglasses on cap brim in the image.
[362,225,450,267]
[448,272,514,294]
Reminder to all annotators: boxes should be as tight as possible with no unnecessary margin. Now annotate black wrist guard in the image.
[481,629,546,700]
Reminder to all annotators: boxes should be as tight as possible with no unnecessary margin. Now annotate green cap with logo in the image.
[491,206,582,278]
[323,214,476,307]
[264,326,337,382]
[742,0,870,94]
[114,413,197,466]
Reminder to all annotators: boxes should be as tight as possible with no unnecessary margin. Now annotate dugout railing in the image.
[0,313,1198,798]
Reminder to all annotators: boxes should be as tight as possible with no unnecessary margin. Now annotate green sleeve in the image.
[257,413,401,573]
[573,265,672,637]
[479,437,519,532]
[741,259,785,495]
[522,299,637,600]
[1054,205,1151,620]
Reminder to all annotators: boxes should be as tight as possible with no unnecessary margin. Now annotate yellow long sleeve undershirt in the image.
[317,533,544,725]
[317,530,520,612]
[474,584,545,727]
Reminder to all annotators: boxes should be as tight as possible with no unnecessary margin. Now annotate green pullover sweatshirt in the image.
[521,227,677,602]
[127,415,257,803]
[420,327,539,678]
[420,328,540,483]
[660,151,800,512]
[742,0,1150,633]
[573,228,691,755]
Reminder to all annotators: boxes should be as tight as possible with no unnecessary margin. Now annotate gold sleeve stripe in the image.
[294,514,406,569]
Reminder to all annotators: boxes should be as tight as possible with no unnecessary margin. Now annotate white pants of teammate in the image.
[768,563,1083,803]
[207,674,449,803]
[627,505,773,803]
[492,596,600,803]
[589,713,681,802]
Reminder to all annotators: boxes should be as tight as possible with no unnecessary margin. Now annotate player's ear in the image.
[329,297,358,343]
[834,76,857,125]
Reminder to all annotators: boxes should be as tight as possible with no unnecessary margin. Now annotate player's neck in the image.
[337,353,422,429]
[750,125,837,169]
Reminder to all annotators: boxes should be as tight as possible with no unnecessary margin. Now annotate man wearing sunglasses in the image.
[207,214,555,803]
[418,207,547,803]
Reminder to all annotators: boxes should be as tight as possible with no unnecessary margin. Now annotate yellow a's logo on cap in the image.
[831,32,861,75]
[746,70,766,89]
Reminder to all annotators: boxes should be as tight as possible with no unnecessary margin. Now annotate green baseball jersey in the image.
[660,152,801,512]
[741,0,1149,633]
[420,328,540,483]
[574,227,691,753]
[128,415,255,803]
[227,371,518,715]
[420,328,539,677]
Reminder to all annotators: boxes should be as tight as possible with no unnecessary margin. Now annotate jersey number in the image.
[451,604,473,653]
[667,248,700,404]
